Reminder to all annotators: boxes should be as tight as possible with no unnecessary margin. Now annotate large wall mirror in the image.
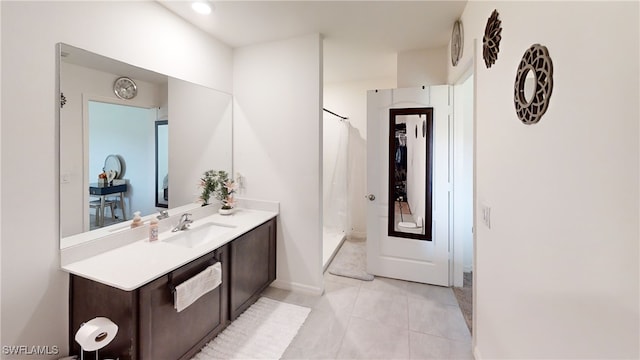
[59,43,232,248]
[155,120,169,208]
[388,108,433,240]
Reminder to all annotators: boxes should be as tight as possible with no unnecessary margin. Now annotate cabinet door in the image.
[138,246,228,360]
[229,219,276,320]
[69,275,138,360]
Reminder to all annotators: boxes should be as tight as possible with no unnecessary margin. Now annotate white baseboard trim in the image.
[270,279,324,296]
[473,345,482,360]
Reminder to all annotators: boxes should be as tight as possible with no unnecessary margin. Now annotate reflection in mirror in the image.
[388,108,433,241]
[59,43,232,248]
[522,66,537,105]
[155,120,169,208]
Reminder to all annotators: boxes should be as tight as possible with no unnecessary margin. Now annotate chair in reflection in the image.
[89,198,116,227]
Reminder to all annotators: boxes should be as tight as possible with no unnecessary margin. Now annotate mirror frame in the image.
[387,107,433,241]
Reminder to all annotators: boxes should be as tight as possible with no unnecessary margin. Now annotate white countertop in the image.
[62,207,277,291]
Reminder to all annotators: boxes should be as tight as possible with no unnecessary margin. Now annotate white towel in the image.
[174,262,222,312]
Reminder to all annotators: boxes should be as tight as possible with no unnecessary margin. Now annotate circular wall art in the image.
[483,9,502,68]
[451,20,464,67]
[514,44,554,125]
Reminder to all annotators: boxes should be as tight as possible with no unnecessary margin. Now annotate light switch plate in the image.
[481,203,491,229]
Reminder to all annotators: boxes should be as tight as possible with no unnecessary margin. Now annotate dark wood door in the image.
[138,246,228,360]
[229,219,276,320]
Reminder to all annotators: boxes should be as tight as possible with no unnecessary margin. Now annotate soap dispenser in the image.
[149,219,159,242]
[131,211,143,228]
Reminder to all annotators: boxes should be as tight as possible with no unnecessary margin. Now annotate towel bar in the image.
[168,256,220,295]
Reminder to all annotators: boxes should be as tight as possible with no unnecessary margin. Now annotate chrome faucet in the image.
[157,210,169,220]
[172,213,193,232]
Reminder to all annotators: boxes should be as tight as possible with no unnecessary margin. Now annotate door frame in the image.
[451,67,475,288]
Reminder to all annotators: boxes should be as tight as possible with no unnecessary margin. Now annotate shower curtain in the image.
[323,115,348,266]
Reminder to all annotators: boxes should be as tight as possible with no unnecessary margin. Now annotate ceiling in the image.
[157,1,467,83]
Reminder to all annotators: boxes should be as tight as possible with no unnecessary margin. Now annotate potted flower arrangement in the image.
[199,170,236,214]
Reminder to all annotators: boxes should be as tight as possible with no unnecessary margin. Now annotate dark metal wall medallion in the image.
[451,20,464,67]
[483,10,502,68]
[514,44,553,125]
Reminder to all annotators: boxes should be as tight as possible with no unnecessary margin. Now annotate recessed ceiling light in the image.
[191,1,212,15]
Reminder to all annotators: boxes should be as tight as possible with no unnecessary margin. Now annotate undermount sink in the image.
[164,222,236,248]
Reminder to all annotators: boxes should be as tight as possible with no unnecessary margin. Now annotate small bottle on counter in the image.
[149,218,159,242]
[131,211,143,228]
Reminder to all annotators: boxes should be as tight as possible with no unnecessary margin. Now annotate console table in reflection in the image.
[89,182,127,227]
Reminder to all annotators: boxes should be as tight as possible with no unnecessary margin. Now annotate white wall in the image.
[449,2,639,358]
[324,77,396,237]
[397,46,448,88]
[168,78,233,208]
[1,1,232,357]
[0,1,3,348]
[233,34,323,294]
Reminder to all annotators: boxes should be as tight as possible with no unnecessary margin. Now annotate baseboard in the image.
[473,345,481,360]
[270,279,324,296]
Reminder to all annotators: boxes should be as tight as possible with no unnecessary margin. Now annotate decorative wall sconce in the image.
[451,20,464,67]
[483,10,502,68]
[514,44,554,125]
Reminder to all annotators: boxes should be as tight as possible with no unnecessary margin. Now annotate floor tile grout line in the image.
[334,285,361,359]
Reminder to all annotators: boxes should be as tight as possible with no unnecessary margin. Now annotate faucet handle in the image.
[157,210,169,220]
[182,213,193,221]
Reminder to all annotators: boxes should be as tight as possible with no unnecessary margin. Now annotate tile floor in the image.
[261,272,473,359]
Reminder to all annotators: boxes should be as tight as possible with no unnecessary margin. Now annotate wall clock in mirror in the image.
[113,76,138,100]
[451,20,464,66]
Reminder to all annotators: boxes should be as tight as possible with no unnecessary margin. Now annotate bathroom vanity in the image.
[63,205,277,360]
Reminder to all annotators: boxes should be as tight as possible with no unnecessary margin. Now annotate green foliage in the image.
[200,170,236,208]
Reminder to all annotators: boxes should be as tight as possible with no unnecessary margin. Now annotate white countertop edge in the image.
[62,207,278,291]
[60,198,279,266]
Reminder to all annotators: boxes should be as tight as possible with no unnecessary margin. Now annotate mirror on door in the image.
[388,107,433,240]
[155,120,168,208]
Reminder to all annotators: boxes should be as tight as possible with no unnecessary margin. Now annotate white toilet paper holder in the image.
[75,317,118,360]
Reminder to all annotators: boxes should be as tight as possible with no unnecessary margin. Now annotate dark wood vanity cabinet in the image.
[69,217,277,360]
[137,247,229,360]
[229,218,277,320]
